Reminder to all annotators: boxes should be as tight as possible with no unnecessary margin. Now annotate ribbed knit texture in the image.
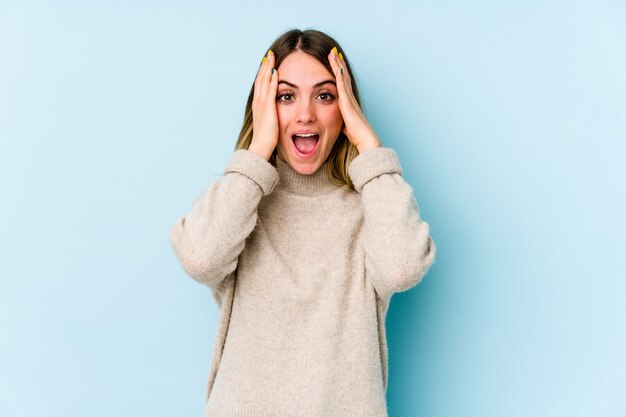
[170,146,436,417]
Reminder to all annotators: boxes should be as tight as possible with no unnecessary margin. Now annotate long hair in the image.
[234,28,368,191]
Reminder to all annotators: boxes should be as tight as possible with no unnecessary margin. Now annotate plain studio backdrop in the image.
[1,1,624,416]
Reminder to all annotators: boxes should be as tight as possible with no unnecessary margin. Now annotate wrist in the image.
[248,142,272,161]
[357,137,381,154]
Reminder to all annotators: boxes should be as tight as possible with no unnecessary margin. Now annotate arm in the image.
[169,149,279,289]
[348,147,436,301]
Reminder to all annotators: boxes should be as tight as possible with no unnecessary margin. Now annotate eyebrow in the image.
[278,79,336,88]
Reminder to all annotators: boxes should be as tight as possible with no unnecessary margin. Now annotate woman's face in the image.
[275,50,343,175]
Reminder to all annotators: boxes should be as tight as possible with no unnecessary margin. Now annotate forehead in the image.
[277,51,333,86]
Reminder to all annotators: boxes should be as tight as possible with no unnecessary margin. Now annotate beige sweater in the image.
[170,146,436,417]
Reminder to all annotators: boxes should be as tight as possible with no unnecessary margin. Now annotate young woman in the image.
[170,28,436,417]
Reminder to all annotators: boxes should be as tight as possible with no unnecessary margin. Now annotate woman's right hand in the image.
[248,50,279,161]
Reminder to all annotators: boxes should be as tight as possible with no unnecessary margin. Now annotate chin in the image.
[293,161,321,175]
[279,140,326,174]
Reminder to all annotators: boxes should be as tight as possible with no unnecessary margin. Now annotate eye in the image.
[276,91,294,103]
[318,92,336,102]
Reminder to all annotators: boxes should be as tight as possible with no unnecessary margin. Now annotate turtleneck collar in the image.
[275,156,340,196]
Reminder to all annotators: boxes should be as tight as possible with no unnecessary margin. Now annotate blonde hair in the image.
[234,28,368,192]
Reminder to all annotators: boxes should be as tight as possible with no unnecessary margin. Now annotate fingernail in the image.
[261,56,267,65]
[272,68,275,74]
[339,52,344,62]
[332,46,338,56]
[268,49,273,57]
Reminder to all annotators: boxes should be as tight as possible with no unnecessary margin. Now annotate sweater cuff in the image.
[223,149,279,195]
[348,147,403,193]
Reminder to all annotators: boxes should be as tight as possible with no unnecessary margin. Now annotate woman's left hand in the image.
[328,47,381,154]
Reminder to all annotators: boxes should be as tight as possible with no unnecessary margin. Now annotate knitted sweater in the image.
[170,146,436,417]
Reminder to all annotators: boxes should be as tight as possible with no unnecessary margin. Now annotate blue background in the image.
[1,1,624,416]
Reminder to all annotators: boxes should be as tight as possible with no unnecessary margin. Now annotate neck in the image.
[275,157,340,196]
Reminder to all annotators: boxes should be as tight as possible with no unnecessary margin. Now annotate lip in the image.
[291,129,319,136]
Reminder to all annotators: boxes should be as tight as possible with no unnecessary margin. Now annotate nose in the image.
[296,99,316,124]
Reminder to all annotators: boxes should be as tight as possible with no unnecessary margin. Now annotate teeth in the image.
[294,133,317,137]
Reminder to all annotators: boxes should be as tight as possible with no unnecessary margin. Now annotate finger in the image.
[329,50,349,91]
[270,60,278,86]
[328,50,343,92]
[335,53,353,95]
[328,48,340,77]
[269,65,278,103]
[331,51,349,101]
[334,53,359,110]
[259,50,275,99]
[255,50,273,97]
[254,52,268,101]
[256,52,270,84]
[263,50,274,81]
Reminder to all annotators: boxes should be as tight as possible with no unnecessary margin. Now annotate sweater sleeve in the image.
[169,149,279,289]
[348,146,436,301]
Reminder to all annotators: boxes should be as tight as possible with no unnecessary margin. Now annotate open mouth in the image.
[292,133,320,157]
